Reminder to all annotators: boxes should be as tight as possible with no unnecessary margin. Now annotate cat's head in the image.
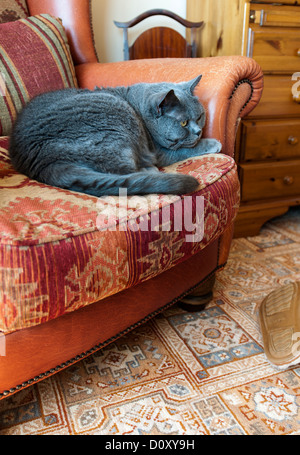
[141,75,205,150]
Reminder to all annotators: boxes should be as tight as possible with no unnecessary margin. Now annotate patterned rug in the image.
[1,207,300,435]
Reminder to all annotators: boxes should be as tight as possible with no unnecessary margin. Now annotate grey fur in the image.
[9,76,221,196]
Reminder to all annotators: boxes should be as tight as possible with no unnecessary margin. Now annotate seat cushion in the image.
[0,137,240,333]
[0,14,78,136]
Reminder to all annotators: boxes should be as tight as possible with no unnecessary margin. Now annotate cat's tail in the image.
[37,163,200,196]
[71,171,199,197]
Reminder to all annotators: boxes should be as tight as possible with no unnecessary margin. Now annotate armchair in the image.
[0,0,263,399]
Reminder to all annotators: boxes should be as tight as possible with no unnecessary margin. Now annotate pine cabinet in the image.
[187,0,300,237]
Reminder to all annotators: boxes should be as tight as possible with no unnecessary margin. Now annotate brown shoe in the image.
[258,282,300,369]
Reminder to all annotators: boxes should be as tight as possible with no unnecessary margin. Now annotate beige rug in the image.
[1,208,300,435]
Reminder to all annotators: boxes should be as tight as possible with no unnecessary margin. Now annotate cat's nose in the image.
[195,128,202,137]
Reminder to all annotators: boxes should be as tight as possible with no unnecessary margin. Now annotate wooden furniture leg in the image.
[179,274,216,312]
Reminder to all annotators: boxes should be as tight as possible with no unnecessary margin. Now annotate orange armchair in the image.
[0,0,263,399]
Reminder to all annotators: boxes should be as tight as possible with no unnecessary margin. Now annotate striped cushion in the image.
[0,14,78,136]
[0,0,28,23]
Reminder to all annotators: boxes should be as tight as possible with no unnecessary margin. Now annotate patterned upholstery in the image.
[0,10,240,336]
[0,0,28,23]
[0,136,240,333]
[0,14,78,136]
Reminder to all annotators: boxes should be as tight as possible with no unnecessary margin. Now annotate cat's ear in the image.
[156,89,181,116]
[187,75,202,94]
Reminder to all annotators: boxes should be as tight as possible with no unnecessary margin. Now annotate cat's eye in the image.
[181,120,188,127]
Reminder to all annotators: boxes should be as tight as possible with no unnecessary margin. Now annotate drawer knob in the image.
[288,136,299,145]
[249,10,256,22]
[297,49,300,57]
[283,176,294,186]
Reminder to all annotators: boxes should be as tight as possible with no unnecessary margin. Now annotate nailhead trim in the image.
[88,0,100,62]
[0,262,227,400]
[229,79,254,113]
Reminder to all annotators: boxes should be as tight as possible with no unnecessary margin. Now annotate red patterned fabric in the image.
[0,14,78,136]
[0,137,240,333]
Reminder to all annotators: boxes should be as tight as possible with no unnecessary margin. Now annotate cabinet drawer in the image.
[248,26,300,73]
[248,75,300,117]
[240,160,300,202]
[250,5,300,28]
[240,119,300,162]
[260,0,300,4]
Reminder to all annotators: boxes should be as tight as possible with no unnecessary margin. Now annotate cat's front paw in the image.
[140,166,160,173]
[198,138,222,154]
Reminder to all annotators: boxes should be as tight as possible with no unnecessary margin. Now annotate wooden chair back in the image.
[114,9,204,60]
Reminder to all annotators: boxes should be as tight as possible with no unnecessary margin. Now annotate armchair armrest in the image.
[75,56,263,158]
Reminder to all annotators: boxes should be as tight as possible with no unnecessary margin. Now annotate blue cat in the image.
[9,75,221,196]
